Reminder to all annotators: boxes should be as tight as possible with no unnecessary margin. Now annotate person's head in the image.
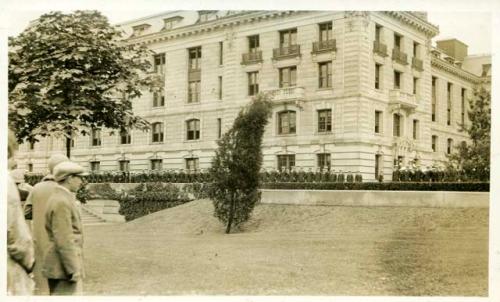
[53,161,88,193]
[47,154,69,174]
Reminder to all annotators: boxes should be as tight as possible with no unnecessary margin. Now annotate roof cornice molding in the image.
[125,11,303,46]
[382,11,439,38]
[431,57,481,84]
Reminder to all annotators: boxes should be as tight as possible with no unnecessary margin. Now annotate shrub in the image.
[117,182,191,221]
[260,182,489,192]
[183,182,212,199]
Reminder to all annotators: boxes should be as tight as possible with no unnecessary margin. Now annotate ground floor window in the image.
[151,159,162,171]
[317,153,331,171]
[90,161,100,172]
[277,155,295,172]
[119,160,130,172]
[186,158,199,172]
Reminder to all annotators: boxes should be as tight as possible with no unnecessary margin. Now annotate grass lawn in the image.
[82,199,488,296]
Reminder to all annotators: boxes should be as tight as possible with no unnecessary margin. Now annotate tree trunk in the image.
[225,192,236,234]
[65,132,72,158]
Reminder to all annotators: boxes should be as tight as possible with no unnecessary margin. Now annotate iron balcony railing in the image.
[241,51,263,64]
[392,47,408,65]
[412,57,424,71]
[373,41,388,57]
[312,39,337,53]
[273,44,300,59]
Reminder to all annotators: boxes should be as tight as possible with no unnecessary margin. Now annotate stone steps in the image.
[80,205,108,225]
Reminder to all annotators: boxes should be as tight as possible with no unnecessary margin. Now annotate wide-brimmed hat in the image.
[53,161,89,182]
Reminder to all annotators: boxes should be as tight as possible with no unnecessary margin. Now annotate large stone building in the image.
[14,11,491,181]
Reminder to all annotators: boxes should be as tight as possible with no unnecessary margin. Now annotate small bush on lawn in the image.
[261,182,489,192]
[117,182,191,221]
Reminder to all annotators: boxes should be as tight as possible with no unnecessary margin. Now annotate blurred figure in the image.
[43,161,88,295]
[24,154,68,295]
[10,169,33,206]
[7,129,35,295]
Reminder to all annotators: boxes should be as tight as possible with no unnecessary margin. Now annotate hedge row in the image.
[260,182,490,192]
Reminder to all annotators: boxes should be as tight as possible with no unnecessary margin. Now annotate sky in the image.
[0,0,495,55]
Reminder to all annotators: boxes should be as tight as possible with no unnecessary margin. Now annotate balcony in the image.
[373,41,388,57]
[389,89,417,113]
[241,51,263,65]
[392,48,408,65]
[273,45,301,60]
[266,86,305,104]
[412,57,424,71]
[312,39,337,53]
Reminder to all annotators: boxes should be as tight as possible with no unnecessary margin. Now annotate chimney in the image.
[436,39,468,62]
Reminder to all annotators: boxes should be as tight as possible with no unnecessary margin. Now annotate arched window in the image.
[278,110,296,134]
[186,119,200,140]
[151,122,164,143]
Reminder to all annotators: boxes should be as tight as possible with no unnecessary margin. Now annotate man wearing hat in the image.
[43,161,88,295]
[10,169,34,206]
[24,154,68,295]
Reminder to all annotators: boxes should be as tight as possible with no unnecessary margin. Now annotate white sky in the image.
[0,0,495,55]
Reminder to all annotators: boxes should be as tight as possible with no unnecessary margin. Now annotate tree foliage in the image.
[209,94,272,234]
[8,10,161,156]
[447,87,490,181]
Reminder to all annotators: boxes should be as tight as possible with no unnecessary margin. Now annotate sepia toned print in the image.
[7,7,491,297]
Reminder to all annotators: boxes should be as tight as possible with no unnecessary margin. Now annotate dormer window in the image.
[162,16,183,31]
[131,24,151,37]
[198,10,217,22]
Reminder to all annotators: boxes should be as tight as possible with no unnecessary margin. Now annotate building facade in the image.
[14,11,490,181]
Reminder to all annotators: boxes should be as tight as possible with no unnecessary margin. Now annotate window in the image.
[317,153,331,171]
[188,47,202,71]
[432,77,437,122]
[186,158,199,171]
[120,130,131,144]
[413,77,418,95]
[217,118,222,139]
[461,88,466,125]
[318,109,332,133]
[248,72,259,96]
[432,135,437,152]
[375,64,381,89]
[319,22,333,41]
[375,154,382,180]
[447,138,453,154]
[199,11,216,22]
[278,111,296,134]
[163,18,180,30]
[375,24,382,42]
[277,155,295,172]
[188,81,201,103]
[151,159,162,170]
[119,160,130,172]
[219,41,223,65]
[394,156,404,168]
[248,35,260,52]
[393,114,401,137]
[412,119,419,140]
[218,76,223,100]
[90,161,100,172]
[186,119,200,140]
[279,28,297,48]
[28,163,33,172]
[318,61,332,88]
[279,66,297,88]
[153,91,165,107]
[154,53,166,74]
[375,110,382,133]
[394,71,401,89]
[91,129,101,146]
[151,122,164,143]
[447,82,452,126]
[394,33,402,49]
[29,141,35,150]
[413,42,419,58]
[71,138,75,148]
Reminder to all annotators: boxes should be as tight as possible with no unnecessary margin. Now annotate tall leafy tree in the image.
[447,87,490,181]
[9,10,161,157]
[209,94,272,234]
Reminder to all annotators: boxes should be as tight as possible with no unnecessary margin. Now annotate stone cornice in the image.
[382,11,439,38]
[431,57,481,84]
[125,11,302,46]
